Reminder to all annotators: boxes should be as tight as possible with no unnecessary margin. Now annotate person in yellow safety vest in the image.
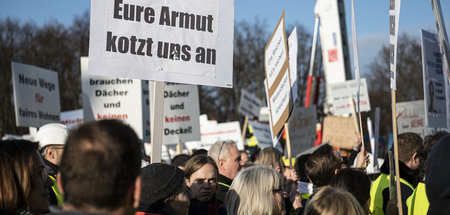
[406,131,448,215]
[406,182,428,215]
[246,123,258,147]
[369,133,423,215]
[35,123,68,206]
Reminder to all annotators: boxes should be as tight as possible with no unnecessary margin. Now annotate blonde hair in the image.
[305,187,366,215]
[226,166,283,215]
[255,147,284,174]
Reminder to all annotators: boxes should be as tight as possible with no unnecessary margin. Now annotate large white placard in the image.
[89,0,233,88]
[248,121,273,148]
[11,62,61,127]
[81,57,150,141]
[238,89,262,119]
[288,27,298,103]
[60,109,84,130]
[159,83,201,144]
[288,104,317,157]
[396,100,426,137]
[264,12,292,136]
[421,30,448,129]
[389,0,401,90]
[330,78,371,116]
[185,121,244,151]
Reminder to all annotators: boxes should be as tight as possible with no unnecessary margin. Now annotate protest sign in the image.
[264,12,292,136]
[421,30,448,129]
[154,83,201,144]
[330,78,371,116]
[11,62,61,127]
[60,109,84,129]
[288,27,298,103]
[287,104,317,156]
[238,89,262,119]
[322,116,357,149]
[88,0,233,88]
[185,121,244,151]
[396,100,426,137]
[389,0,401,90]
[248,121,273,148]
[81,57,150,142]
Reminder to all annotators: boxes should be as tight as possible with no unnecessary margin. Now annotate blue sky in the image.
[1,0,449,77]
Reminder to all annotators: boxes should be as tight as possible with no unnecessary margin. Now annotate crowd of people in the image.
[0,119,449,215]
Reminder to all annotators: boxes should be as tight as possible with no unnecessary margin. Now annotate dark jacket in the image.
[380,158,419,214]
[188,198,219,215]
[216,174,232,205]
[44,159,59,206]
[425,135,450,215]
[136,202,180,215]
[49,206,105,215]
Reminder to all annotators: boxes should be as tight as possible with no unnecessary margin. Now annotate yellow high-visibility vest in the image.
[49,175,64,206]
[406,182,429,215]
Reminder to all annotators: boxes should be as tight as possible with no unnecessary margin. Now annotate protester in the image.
[239,150,249,166]
[137,163,189,215]
[369,132,423,215]
[255,147,285,174]
[171,154,190,170]
[425,134,450,214]
[35,123,69,206]
[304,187,366,215]
[330,168,371,214]
[405,131,447,215]
[226,166,285,215]
[51,119,142,215]
[184,155,220,215]
[207,140,242,205]
[294,153,313,202]
[0,139,53,215]
[305,144,345,195]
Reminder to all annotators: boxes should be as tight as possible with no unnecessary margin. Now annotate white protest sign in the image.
[396,100,426,137]
[248,121,273,148]
[238,89,262,119]
[185,121,244,151]
[288,27,298,103]
[159,83,201,144]
[431,0,450,130]
[330,78,371,116]
[389,0,401,90]
[264,12,292,136]
[287,105,317,157]
[11,62,61,127]
[81,57,150,142]
[421,30,448,129]
[60,109,84,129]
[88,0,233,88]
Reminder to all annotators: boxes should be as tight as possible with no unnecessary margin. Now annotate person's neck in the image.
[62,203,131,215]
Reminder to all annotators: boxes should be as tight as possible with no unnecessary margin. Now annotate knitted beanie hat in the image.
[140,163,185,206]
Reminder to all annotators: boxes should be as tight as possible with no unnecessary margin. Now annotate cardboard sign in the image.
[88,0,233,88]
[238,89,262,119]
[81,57,150,142]
[60,109,84,129]
[330,78,371,116]
[248,121,273,148]
[264,12,292,136]
[322,116,357,149]
[421,30,448,129]
[288,105,317,157]
[185,121,244,151]
[396,100,426,137]
[157,83,201,144]
[11,62,61,127]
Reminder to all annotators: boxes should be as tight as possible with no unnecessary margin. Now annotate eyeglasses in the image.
[217,141,225,161]
[273,186,284,195]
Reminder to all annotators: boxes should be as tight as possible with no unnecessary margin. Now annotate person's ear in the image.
[133,176,141,208]
[411,152,418,162]
[56,172,64,195]
[185,178,191,187]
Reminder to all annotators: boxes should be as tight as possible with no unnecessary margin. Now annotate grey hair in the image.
[226,166,283,215]
[208,140,238,163]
